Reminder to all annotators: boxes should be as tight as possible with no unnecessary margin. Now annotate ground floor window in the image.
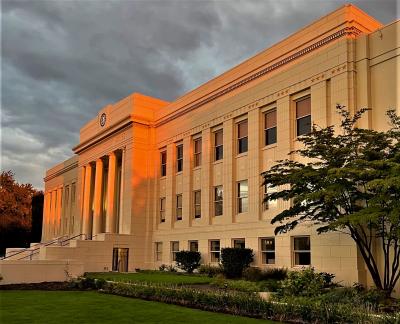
[232,238,245,249]
[155,242,162,261]
[189,240,198,252]
[171,241,179,261]
[293,236,311,266]
[112,248,129,272]
[260,237,275,264]
[209,240,220,263]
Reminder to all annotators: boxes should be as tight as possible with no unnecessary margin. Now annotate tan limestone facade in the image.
[1,5,399,292]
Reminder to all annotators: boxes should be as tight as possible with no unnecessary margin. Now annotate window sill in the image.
[213,160,223,165]
[236,152,248,158]
[160,176,167,180]
[193,166,201,171]
[176,171,183,176]
[262,144,277,151]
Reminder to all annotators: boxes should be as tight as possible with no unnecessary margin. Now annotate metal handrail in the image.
[15,233,88,261]
[2,233,87,260]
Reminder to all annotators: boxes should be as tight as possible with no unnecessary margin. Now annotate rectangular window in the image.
[160,197,166,223]
[193,138,202,167]
[176,194,182,220]
[214,129,223,161]
[293,236,311,266]
[263,184,277,211]
[237,120,248,154]
[237,180,248,213]
[171,241,179,262]
[189,240,198,252]
[176,144,183,172]
[210,240,220,263]
[194,190,201,219]
[214,186,223,216]
[296,96,311,136]
[155,242,163,261]
[260,238,275,264]
[265,109,277,145]
[71,183,76,204]
[160,151,167,177]
[233,238,245,249]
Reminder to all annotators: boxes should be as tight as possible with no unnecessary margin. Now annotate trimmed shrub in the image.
[243,267,263,281]
[262,267,288,281]
[277,267,335,297]
[198,264,223,277]
[220,248,254,278]
[175,251,201,273]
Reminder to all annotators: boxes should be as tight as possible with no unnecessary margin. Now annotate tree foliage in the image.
[0,170,42,255]
[175,251,201,273]
[262,105,400,295]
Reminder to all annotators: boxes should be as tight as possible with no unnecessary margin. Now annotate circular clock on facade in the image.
[100,113,106,127]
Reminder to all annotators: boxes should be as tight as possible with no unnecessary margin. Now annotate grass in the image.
[85,271,213,285]
[0,291,277,324]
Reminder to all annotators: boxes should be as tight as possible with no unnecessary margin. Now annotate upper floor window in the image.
[237,120,248,154]
[264,109,277,145]
[214,129,223,161]
[160,151,167,177]
[237,180,248,213]
[194,190,201,219]
[263,184,277,211]
[293,236,311,266]
[260,238,275,264]
[193,138,202,167]
[176,144,183,172]
[160,197,166,223]
[296,96,311,136]
[176,194,182,221]
[214,186,223,216]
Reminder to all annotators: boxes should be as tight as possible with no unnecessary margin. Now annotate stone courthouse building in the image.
[1,4,399,290]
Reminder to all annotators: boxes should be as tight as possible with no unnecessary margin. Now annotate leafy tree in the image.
[175,250,201,273]
[220,248,254,278]
[262,105,400,296]
[0,171,42,255]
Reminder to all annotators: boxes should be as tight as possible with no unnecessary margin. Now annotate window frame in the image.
[263,184,277,211]
[260,237,276,265]
[189,240,199,252]
[237,180,248,214]
[155,242,163,262]
[214,129,223,161]
[209,240,220,263]
[237,120,248,154]
[176,194,182,221]
[193,137,202,167]
[160,197,166,223]
[292,236,311,267]
[176,144,183,173]
[214,186,223,216]
[193,190,201,219]
[232,238,245,249]
[295,96,311,137]
[160,151,167,177]
[171,241,179,262]
[264,109,277,146]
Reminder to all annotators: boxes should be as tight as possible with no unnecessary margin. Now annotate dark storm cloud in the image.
[1,0,398,188]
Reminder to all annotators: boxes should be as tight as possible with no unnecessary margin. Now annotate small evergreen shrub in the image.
[278,267,335,297]
[243,267,263,281]
[198,264,223,277]
[175,251,201,273]
[220,248,254,278]
[262,267,288,281]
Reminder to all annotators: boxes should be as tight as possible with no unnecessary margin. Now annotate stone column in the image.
[106,152,117,233]
[82,164,93,239]
[92,158,104,236]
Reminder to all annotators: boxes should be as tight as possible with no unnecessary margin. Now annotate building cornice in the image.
[44,161,79,182]
[155,26,362,127]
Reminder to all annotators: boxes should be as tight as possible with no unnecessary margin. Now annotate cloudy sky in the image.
[1,0,398,189]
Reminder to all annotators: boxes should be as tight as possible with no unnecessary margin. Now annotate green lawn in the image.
[86,271,213,285]
[0,291,277,323]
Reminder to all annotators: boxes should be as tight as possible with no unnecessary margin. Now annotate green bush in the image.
[211,278,261,292]
[197,264,223,277]
[261,267,288,281]
[242,267,263,281]
[220,248,254,278]
[175,251,201,273]
[278,267,334,297]
[102,281,380,323]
